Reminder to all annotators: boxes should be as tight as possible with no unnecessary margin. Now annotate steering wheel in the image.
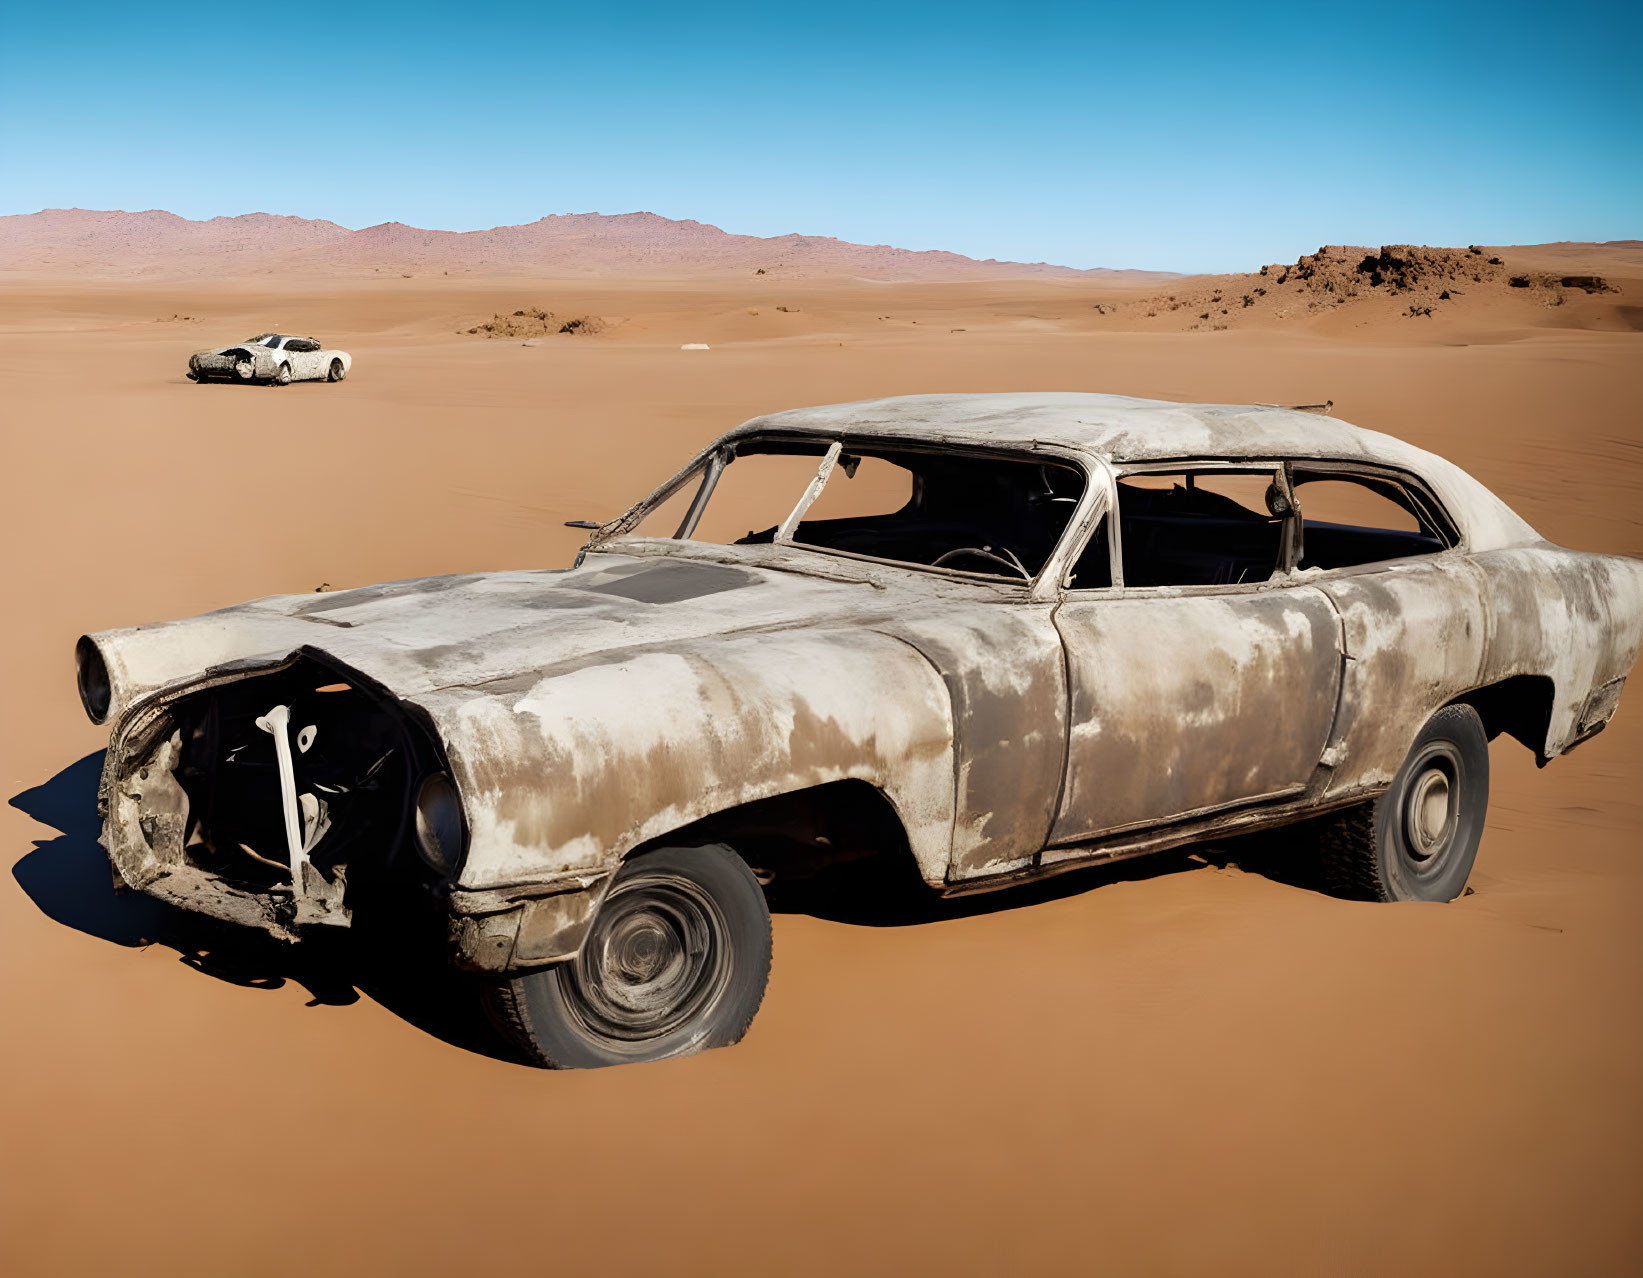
[932,545,1031,579]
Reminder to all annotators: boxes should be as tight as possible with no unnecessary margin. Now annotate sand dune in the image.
[2,260,1641,1277]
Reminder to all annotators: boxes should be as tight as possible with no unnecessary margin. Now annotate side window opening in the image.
[628,441,1086,581]
[1114,469,1285,587]
[1292,470,1449,569]
[1066,515,1113,589]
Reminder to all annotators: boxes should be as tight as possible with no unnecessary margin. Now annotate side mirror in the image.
[1265,484,1294,518]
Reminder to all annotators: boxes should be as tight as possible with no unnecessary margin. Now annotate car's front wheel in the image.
[482,843,772,1069]
[233,358,255,381]
[273,362,292,386]
[327,358,346,382]
[1314,702,1490,901]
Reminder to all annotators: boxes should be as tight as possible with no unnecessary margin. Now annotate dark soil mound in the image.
[462,307,607,338]
[1110,243,1619,330]
[1261,244,1505,297]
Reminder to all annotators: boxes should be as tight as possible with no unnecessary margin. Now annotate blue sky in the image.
[1,1,1637,271]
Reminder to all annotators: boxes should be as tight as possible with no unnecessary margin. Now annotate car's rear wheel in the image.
[327,358,346,382]
[233,358,255,381]
[273,362,292,386]
[1314,703,1489,902]
[482,843,772,1069]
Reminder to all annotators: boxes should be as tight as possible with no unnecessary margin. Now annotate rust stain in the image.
[78,393,1643,980]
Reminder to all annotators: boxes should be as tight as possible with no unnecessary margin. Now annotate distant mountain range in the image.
[0,207,1178,282]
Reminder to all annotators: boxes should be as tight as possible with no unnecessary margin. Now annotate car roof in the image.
[734,392,1539,551]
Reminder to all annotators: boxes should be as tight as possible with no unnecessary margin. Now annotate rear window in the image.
[1291,469,1451,569]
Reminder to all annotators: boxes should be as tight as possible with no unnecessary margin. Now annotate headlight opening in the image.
[414,772,465,876]
[76,636,112,724]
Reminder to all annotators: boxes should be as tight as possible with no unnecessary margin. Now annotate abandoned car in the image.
[77,393,1643,1068]
[187,334,351,385]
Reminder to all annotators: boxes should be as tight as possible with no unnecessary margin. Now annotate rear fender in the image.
[1473,547,1643,757]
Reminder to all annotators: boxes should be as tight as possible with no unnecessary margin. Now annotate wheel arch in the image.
[623,777,926,886]
[1449,674,1557,761]
[432,628,960,895]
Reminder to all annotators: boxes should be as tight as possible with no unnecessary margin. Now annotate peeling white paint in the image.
[80,393,1643,971]
[188,333,350,384]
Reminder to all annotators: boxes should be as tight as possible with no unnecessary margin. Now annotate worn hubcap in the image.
[1404,759,1458,862]
[565,871,728,1042]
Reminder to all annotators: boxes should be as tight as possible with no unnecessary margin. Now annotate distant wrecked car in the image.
[188,334,350,385]
[77,393,1643,1068]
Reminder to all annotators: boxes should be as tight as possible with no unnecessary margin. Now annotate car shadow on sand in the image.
[9,750,523,1064]
[764,841,1278,927]
[765,812,1323,925]
[11,751,1314,1063]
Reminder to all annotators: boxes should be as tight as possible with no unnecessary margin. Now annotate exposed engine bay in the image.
[100,653,457,939]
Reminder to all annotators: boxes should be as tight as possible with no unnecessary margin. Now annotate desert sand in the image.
[3,242,1641,1276]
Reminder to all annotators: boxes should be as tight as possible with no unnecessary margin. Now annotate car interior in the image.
[647,442,1454,586]
[1291,469,1450,569]
[1063,464,1452,588]
[721,442,1089,580]
[1109,471,1285,587]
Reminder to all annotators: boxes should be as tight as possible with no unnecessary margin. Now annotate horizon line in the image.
[7,205,1640,279]
[1,205,1203,275]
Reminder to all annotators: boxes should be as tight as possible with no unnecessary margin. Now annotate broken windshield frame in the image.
[598,434,1107,595]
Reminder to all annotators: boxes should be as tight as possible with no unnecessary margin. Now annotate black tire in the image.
[273,362,292,386]
[327,358,346,382]
[1316,703,1489,902]
[482,843,771,1069]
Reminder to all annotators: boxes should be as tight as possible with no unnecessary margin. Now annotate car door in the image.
[286,338,322,379]
[1045,462,1342,855]
[1284,463,1490,796]
[880,596,1070,881]
[258,336,288,377]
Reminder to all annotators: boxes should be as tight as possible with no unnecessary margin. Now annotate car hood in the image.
[87,550,912,716]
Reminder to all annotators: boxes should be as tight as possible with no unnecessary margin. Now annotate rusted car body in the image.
[77,393,1643,1066]
[188,334,351,385]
